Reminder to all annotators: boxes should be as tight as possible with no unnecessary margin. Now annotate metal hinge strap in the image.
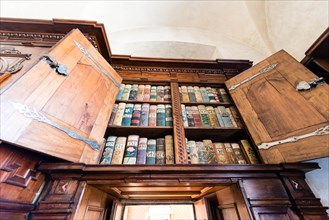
[10,101,100,150]
[74,40,120,88]
[258,125,329,150]
[228,63,277,91]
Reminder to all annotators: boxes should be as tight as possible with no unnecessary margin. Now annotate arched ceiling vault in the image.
[1,1,328,64]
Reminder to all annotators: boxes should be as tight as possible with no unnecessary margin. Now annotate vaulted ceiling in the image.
[1,1,328,64]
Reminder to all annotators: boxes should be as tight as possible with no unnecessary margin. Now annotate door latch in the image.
[42,55,68,76]
[296,77,325,91]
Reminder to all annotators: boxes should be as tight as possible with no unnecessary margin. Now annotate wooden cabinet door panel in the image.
[0,29,122,163]
[226,50,329,163]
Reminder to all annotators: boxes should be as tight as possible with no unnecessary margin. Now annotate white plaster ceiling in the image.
[1,1,328,64]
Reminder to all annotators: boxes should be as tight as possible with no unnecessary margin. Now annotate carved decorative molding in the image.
[0,31,98,49]
[113,65,238,75]
[0,152,40,188]
[55,180,70,194]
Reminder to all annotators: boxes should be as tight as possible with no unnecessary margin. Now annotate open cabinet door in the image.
[1,29,122,164]
[226,50,328,164]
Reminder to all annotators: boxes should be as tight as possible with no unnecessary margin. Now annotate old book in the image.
[150,86,157,101]
[214,107,225,127]
[198,105,211,127]
[240,140,259,164]
[186,106,195,127]
[203,139,217,164]
[217,88,224,102]
[211,88,220,102]
[206,106,220,127]
[165,135,174,164]
[225,107,238,127]
[131,104,142,126]
[100,136,117,164]
[111,137,127,164]
[128,84,138,100]
[179,87,183,102]
[164,86,171,101]
[231,143,247,164]
[181,86,190,102]
[156,104,166,126]
[146,139,156,164]
[206,87,216,103]
[223,143,238,164]
[108,104,118,126]
[143,85,151,101]
[136,84,145,101]
[187,140,199,164]
[186,138,191,164]
[123,135,139,164]
[156,138,165,164]
[148,105,157,126]
[156,86,165,102]
[217,106,233,127]
[200,87,209,102]
[136,137,148,164]
[213,142,229,164]
[121,84,131,101]
[229,106,243,128]
[181,104,189,127]
[196,141,207,164]
[140,103,150,126]
[113,103,126,126]
[187,86,196,102]
[121,103,134,126]
[191,106,202,127]
[116,84,125,101]
[165,104,173,126]
[194,86,203,102]
[219,88,230,103]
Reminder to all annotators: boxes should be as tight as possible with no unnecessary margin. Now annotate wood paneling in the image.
[226,50,329,163]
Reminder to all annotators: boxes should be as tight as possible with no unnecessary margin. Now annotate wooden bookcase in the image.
[0,18,328,220]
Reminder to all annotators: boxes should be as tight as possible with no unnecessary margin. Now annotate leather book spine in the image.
[211,88,220,102]
[193,86,203,102]
[121,84,131,101]
[156,86,164,102]
[121,103,134,126]
[108,103,118,126]
[223,143,238,164]
[123,135,139,164]
[217,106,233,127]
[213,142,230,164]
[164,85,171,101]
[231,143,247,164]
[181,104,189,127]
[156,104,166,126]
[206,87,216,103]
[165,135,174,164]
[181,86,190,102]
[165,104,173,126]
[203,139,217,164]
[128,84,138,100]
[206,106,220,127]
[196,141,207,164]
[136,84,145,101]
[179,86,183,102]
[116,84,125,101]
[187,140,199,164]
[229,106,243,128]
[240,140,259,164]
[146,139,156,164]
[192,106,202,127]
[113,103,126,126]
[140,103,150,126]
[111,137,127,164]
[198,105,211,127]
[100,136,117,164]
[225,107,238,127]
[136,137,148,164]
[156,138,165,164]
[150,86,157,101]
[219,88,230,103]
[200,87,209,102]
[215,106,225,127]
[148,105,157,126]
[131,104,142,126]
[143,85,151,101]
[188,86,196,102]
[186,106,195,127]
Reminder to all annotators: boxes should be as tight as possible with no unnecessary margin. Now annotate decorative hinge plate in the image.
[258,125,329,150]
[228,63,277,91]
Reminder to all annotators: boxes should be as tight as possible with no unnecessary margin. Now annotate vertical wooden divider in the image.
[170,81,188,164]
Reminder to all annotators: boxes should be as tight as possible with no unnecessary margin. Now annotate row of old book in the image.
[182,105,241,128]
[186,139,259,164]
[109,103,173,127]
[179,86,231,103]
[100,135,175,165]
[116,84,171,102]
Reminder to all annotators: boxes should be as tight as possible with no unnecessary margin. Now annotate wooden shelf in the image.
[106,126,173,138]
[180,101,232,106]
[184,127,247,142]
[115,100,172,105]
